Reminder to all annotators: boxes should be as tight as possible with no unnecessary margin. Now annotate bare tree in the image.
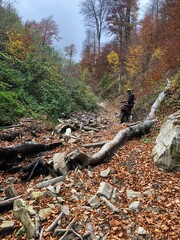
[64,44,77,65]
[80,0,108,55]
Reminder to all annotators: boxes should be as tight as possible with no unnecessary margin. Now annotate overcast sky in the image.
[14,0,150,61]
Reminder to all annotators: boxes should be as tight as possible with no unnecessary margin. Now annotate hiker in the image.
[119,89,135,123]
[126,89,135,117]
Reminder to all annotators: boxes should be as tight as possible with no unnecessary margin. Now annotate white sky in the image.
[14,0,150,62]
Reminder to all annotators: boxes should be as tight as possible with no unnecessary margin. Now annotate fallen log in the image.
[66,119,157,167]
[0,141,62,162]
[82,140,109,148]
[35,176,65,189]
[0,195,21,209]
[0,132,21,141]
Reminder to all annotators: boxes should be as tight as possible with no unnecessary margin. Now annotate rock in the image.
[55,185,61,194]
[88,195,101,208]
[39,208,52,220]
[13,198,35,239]
[53,152,69,175]
[27,206,36,216]
[57,197,65,203]
[46,185,55,193]
[135,226,147,235]
[61,205,70,215]
[126,190,141,200]
[87,169,93,178]
[0,220,15,232]
[129,201,141,213]
[6,177,17,184]
[100,168,111,177]
[96,182,114,200]
[111,187,119,201]
[30,191,43,200]
[143,189,155,196]
[153,111,180,170]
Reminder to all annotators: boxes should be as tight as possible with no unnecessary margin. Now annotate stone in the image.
[129,201,141,213]
[111,187,119,201]
[126,190,141,200]
[13,199,35,239]
[135,226,147,235]
[46,185,55,193]
[96,182,114,200]
[27,206,36,216]
[53,152,69,175]
[143,189,155,196]
[57,197,65,203]
[61,205,70,215]
[88,195,101,208]
[30,191,43,200]
[100,168,111,177]
[153,111,180,170]
[0,220,15,231]
[39,208,52,220]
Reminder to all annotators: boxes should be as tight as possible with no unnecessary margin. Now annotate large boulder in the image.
[152,111,180,170]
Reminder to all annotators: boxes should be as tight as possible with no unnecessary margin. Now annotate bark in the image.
[0,132,21,141]
[0,141,62,162]
[66,119,157,167]
[0,195,21,209]
[35,176,65,189]
[148,79,171,119]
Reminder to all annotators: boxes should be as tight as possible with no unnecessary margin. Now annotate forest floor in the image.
[0,101,180,240]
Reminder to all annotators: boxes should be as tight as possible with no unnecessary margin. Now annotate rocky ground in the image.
[0,103,180,240]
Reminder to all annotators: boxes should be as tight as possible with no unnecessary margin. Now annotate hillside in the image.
[0,88,179,239]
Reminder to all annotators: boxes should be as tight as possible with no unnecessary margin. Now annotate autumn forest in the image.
[0,0,179,125]
[0,0,180,239]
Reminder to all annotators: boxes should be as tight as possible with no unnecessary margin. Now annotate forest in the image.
[0,0,179,125]
[0,0,179,240]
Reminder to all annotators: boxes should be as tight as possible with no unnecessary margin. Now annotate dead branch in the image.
[35,213,41,238]
[45,212,63,232]
[0,195,21,209]
[54,217,77,239]
[35,176,65,189]
[82,140,109,148]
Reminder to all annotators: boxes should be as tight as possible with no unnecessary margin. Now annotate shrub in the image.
[0,91,24,125]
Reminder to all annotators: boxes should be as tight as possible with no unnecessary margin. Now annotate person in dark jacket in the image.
[127,89,135,117]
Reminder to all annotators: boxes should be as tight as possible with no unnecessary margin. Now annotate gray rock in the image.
[135,226,147,235]
[57,196,65,203]
[46,185,55,193]
[96,182,114,200]
[129,201,141,213]
[0,220,15,231]
[13,198,35,239]
[53,152,69,175]
[111,187,119,201]
[61,205,70,215]
[153,111,180,170]
[100,168,111,177]
[126,190,141,200]
[143,189,155,196]
[39,208,52,220]
[88,195,101,208]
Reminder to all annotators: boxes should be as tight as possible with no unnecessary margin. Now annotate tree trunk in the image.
[66,119,157,167]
